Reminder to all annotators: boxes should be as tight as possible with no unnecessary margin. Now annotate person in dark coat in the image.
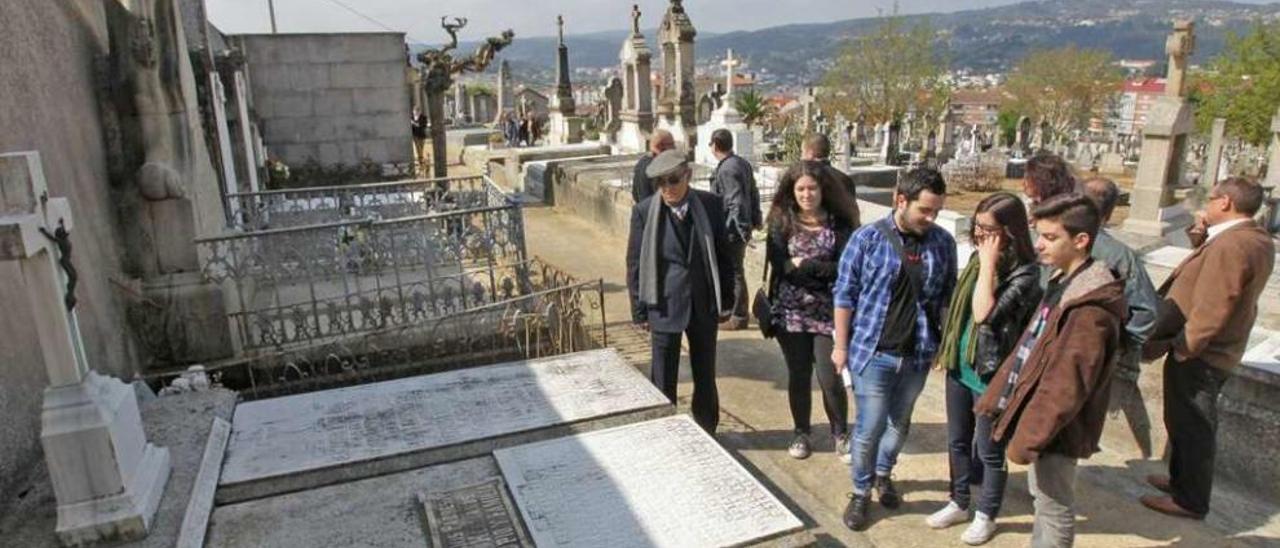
[708,128,762,330]
[764,161,859,462]
[626,150,735,433]
[632,130,675,204]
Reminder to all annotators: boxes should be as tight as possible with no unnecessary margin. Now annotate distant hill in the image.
[414,0,1280,83]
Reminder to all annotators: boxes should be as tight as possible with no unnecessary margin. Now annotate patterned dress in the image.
[775,225,837,335]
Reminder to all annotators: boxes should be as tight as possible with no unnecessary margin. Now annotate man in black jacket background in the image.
[708,129,761,330]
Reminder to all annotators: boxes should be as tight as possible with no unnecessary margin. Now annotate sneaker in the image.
[925,501,969,529]
[788,433,812,459]
[874,475,901,509]
[835,433,851,464]
[960,512,996,545]
[842,493,871,531]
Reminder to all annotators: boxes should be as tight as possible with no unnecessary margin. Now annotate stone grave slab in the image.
[217,348,671,503]
[494,415,805,547]
[418,478,532,548]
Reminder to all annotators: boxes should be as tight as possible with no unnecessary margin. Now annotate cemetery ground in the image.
[519,184,1278,547]
[945,175,1135,224]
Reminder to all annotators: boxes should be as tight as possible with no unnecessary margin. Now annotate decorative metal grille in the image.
[198,201,529,351]
[226,176,504,231]
[155,275,607,400]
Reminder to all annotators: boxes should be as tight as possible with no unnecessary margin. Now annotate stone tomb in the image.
[418,478,532,548]
[216,349,670,503]
[495,415,805,547]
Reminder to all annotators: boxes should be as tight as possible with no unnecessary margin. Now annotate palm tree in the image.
[734,89,771,129]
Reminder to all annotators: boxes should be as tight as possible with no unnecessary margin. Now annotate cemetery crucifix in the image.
[418,17,514,178]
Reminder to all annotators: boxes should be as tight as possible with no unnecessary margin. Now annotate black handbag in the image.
[752,259,777,339]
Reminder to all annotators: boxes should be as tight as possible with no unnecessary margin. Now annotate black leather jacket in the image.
[973,261,1043,375]
[765,218,856,300]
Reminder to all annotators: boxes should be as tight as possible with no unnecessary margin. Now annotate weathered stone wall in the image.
[0,0,139,504]
[236,33,413,170]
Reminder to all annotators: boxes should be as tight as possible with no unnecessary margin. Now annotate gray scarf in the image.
[638,193,724,316]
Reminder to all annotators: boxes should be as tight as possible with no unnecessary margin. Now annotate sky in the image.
[210,0,1274,44]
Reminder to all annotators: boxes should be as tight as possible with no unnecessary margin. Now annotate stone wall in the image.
[236,32,413,170]
[0,1,139,504]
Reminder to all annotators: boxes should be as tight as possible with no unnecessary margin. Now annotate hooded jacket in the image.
[975,259,1127,465]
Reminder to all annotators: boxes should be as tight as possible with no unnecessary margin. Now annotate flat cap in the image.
[645,149,689,179]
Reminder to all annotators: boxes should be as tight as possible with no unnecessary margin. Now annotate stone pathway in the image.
[522,202,1280,548]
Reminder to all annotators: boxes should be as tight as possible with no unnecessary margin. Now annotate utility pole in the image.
[268,0,278,33]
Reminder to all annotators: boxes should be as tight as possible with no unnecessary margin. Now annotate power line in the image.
[314,0,430,44]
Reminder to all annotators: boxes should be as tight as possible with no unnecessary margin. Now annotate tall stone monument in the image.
[547,15,584,146]
[617,4,654,154]
[1123,21,1197,239]
[599,77,624,145]
[1266,107,1280,189]
[1202,117,1227,193]
[493,59,512,125]
[655,0,697,148]
[696,50,753,165]
[0,151,171,545]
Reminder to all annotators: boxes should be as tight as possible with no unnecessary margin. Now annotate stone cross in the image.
[1165,20,1195,99]
[557,14,565,46]
[0,151,170,544]
[631,4,642,35]
[721,49,741,101]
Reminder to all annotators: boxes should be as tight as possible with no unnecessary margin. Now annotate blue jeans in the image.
[850,351,930,495]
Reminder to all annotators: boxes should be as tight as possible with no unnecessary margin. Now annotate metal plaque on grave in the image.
[494,415,805,548]
[419,478,532,548]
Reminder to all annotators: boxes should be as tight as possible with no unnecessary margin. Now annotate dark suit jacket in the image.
[632,154,655,204]
[711,154,761,242]
[817,160,860,228]
[626,190,735,333]
[1150,219,1275,371]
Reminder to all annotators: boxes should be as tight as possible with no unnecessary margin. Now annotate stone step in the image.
[215,348,671,504]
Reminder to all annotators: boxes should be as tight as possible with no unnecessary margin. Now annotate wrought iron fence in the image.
[152,276,608,400]
[225,175,505,231]
[197,202,528,351]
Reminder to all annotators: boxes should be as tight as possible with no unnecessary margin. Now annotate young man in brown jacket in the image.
[976,194,1127,548]
[1140,177,1276,519]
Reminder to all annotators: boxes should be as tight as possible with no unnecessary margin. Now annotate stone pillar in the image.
[618,4,654,154]
[0,152,171,545]
[232,71,261,194]
[1123,21,1197,239]
[1266,107,1280,189]
[657,0,696,147]
[1202,117,1227,193]
[548,15,583,146]
[495,59,511,125]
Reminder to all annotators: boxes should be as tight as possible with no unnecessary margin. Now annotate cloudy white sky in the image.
[211,0,1266,44]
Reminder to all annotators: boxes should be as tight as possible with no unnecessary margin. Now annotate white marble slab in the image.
[1142,245,1193,270]
[495,415,804,548]
[177,418,231,548]
[219,349,669,500]
[1243,328,1280,379]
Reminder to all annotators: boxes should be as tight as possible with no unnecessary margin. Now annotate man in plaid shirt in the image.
[833,168,957,531]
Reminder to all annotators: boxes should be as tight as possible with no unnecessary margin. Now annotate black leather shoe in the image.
[842,493,871,531]
[875,475,901,509]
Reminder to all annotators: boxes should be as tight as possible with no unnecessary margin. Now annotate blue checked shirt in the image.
[833,215,958,375]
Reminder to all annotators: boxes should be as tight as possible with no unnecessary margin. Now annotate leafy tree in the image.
[734,88,772,129]
[1192,21,1280,146]
[996,110,1023,148]
[1004,46,1121,148]
[820,10,950,127]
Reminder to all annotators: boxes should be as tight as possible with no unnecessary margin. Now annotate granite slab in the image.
[217,348,671,503]
[494,415,805,548]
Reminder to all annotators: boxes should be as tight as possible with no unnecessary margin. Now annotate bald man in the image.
[632,130,676,204]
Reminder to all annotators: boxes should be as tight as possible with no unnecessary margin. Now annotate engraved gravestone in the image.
[495,415,804,547]
[419,478,532,548]
[218,348,670,502]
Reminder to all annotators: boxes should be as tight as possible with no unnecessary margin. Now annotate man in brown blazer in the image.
[1141,177,1276,519]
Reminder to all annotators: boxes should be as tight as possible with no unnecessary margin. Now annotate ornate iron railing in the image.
[151,276,608,400]
[226,175,505,231]
[197,203,528,351]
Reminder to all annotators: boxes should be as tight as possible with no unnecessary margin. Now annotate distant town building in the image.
[1113,78,1166,136]
[948,88,1005,128]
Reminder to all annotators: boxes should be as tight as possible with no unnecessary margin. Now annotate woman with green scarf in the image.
[927,192,1042,545]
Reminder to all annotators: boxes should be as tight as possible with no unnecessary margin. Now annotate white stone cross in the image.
[721,49,741,101]
[0,150,170,545]
[0,151,88,388]
[1165,20,1195,99]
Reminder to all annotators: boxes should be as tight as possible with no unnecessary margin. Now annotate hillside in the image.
[417,0,1280,84]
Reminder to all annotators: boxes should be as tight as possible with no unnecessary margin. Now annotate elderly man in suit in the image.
[1141,176,1276,520]
[627,150,735,433]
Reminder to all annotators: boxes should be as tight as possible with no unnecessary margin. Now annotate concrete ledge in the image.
[175,418,230,548]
